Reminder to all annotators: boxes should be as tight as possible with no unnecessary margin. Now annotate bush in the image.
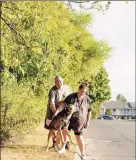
[121,116,125,119]
[105,108,112,116]
[1,82,47,141]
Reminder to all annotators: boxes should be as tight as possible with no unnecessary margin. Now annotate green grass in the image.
[1,123,76,160]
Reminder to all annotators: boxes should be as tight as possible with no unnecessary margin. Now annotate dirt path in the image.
[1,123,76,160]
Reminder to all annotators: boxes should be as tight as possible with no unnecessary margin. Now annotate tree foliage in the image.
[67,1,111,14]
[88,67,111,119]
[116,94,127,102]
[105,108,112,116]
[1,2,111,140]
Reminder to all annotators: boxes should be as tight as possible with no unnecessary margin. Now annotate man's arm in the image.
[84,111,91,128]
[85,97,93,128]
[52,102,66,119]
[50,100,56,113]
[86,111,92,125]
[48,89,57,113]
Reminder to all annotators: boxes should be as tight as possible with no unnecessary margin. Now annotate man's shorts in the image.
[68,124,84,135]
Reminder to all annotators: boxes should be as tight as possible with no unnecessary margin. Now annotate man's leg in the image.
[75,132,87,160]
[57,129,67,153]
[65,123,72,150]
[58,128,71,153]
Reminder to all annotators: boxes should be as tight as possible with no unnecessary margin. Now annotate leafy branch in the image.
[1,16,31,51]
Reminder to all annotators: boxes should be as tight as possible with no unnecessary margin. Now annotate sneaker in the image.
[81,153,87,160]
[58,147,66,154]
[65,141,70,150]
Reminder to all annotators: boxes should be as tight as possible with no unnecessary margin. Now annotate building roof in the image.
[101,101,136,109]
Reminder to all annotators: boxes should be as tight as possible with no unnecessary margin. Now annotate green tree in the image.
[68,1,111,14]
[1,2,111,140]
[1,2,111,89]
[116,94,127,102]
[88,67,111,119]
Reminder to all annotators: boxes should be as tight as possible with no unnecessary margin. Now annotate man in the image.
[44,75,72,150]
[59,84,92,160]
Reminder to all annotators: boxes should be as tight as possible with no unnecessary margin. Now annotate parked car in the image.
[98,115,115,120]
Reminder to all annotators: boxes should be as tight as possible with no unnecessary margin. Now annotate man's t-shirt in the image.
[45,84,72,121]
[64,92,92,132]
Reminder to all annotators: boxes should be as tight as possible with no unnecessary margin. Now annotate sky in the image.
[90,1,135,102]
[69,1,135,102]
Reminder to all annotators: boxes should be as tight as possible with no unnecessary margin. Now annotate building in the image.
[100,101,136,119]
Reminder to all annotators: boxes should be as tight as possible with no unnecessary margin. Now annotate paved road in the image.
[74,120,135,160]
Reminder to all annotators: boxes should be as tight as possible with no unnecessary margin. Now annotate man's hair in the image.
[55,75,63,82]
[78,84,88,90]
[82,80,89,88]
